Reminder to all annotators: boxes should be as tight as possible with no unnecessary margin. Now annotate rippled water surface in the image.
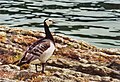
[0,0,120,48]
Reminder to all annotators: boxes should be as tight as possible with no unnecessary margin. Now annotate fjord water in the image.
[0,0,120,48]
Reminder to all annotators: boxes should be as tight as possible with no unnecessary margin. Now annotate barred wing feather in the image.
[17,39,51,66]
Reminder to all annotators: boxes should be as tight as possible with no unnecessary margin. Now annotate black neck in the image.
[44,22,54,43]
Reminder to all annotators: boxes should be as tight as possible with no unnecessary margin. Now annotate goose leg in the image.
[35,64,38,72]
[41,63,45,73]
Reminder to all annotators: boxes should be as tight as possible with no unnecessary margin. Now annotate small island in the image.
[0,26,120,82]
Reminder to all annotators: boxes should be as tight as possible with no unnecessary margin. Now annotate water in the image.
[0,0,120,48]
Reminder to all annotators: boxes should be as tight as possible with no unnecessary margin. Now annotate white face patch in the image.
[45,18,54,26]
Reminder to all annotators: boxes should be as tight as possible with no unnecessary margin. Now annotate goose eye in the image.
[49,20,52,22]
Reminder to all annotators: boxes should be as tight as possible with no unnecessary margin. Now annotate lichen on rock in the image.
[0,26,120,82]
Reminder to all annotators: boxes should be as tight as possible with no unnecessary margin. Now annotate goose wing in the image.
[29,39,51,56]
[18,39,51,65]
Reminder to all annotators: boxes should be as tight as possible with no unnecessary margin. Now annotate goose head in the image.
[44,18,55,27]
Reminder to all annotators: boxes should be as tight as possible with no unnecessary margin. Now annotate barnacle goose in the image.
[17,18,55,73]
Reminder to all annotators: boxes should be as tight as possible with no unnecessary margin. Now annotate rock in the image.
[0,32,7,43]
[9,64,20,70]
[0,78,24,82]
[79,58,88,63]
[0,65,18,79]
[100,48,120,55]
[0,26,120,82]
[107,59,120,71]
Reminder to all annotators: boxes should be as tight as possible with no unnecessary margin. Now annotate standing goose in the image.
[17,18,55,73]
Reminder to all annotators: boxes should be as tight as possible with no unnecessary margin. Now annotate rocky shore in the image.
[0,26,120,82]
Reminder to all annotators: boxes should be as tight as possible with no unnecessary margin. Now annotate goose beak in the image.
[52,20,56,24]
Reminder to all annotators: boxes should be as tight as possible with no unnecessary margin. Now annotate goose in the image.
[17,18,55,73]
